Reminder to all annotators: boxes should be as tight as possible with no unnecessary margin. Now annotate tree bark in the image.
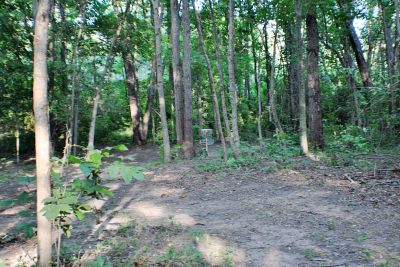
[380,0,396,114]
[306,5,324,148]
[227,0,240,158]
[193,0,227,162]
[170,0,184,144]
[87,0,131,151]
[208,0,232,143]
[270,25,283,133]
[33,0,52,265]
[153,0,171,162]
[70,0,86,155]
[339,0,374,88]
[295,0,309,155]
[182,0,194,158]
[139,57,156,143]
[251,31,262,142]
[123,48,142,144]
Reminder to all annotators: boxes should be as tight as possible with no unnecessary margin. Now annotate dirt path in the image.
[0,145,399,266]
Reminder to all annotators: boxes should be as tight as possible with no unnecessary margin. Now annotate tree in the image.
[192,0,227,162]
[33,0,52,265]
[306,3,324,148]
[295,0,309,154]
[227,0,240,158]
[153,0,171,162]
[182,0,195,159]
[170,0,184,145]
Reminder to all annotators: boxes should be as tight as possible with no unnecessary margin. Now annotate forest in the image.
[0,0,400,266]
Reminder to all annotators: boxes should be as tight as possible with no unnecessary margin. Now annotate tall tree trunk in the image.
[182,0,194,158]
[70,0,86,155]
[244,31,251,101]
[251,31,262,142]
[263,23,272,112]
[87,1,131,151]
[270,25,283,133]
[295,0,309,154]
[380,1,396,114]
[170,0,184,144]
[208,0,232,144]
[306,5,324,148]
[33,0,52,265]
[140,57,157,143]
[339,1,374,88]
[193,0,227,162]
[123,48,142,144]
[284,24,298,129]
[227,0,240,158]
[153,0,171,162]
[58,0,68,94]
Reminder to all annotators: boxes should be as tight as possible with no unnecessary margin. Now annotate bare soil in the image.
[0,145,399,267]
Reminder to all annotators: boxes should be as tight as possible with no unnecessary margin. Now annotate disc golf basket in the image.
[200,129,214,156]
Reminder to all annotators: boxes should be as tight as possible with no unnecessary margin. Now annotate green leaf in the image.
[120,166,135,184]
[107,161,121,178]
[16,176,35,183]
[68,155,82,164]
[0,199,14,207]
[16,191,33,204]
[113,144,128,151]
[89,151,102,165]
[18,210,32,217]
[80,163,93,176]
[133,171,145,181]
[15,222,36,238]
[74,210,84,220]
[57,204,73,213]
[41,204,61,221]
[59,196,78,205]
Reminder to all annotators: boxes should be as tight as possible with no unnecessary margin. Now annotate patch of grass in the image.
[361,249,372,259]
[304,248,319,261]
[326,218,336,231]
[354,233,369,243]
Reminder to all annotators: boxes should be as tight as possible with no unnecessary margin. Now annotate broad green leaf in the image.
[41,204,61,221]
[59,196,78,205]
[133,171,145,181]
[120,166,135,183]
[18,210,32,217]
[113,144,128,151]
[68,155,82,164]
[74,210,84,220]
[89,151,102,165]
[0,199,14,207]
[80,163,93,176]
[57,204,73,213]
[107,161,121,178]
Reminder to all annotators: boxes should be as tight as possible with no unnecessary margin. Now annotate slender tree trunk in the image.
[244,31,251,101]
[182,0,194,158]
[33,0,52,265]
[70,0,86,155]
[58,0,67,94]
[153,0,171,162]
[87,1,131,151]
[197,79,203,137]
[251,32,262,142]
[170,0,184,144]
[339,0,374,88]
[227,0,240,158]
[306,5,324,148]
[380,1,396,114]
[15,113,20,164]
[285,24,298,129]
[270,25,283,133]
[263,23,272,112]
[140,57,156,142]
[295,0,309,154]
[208,0,232,144]
[193,0,227,162]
